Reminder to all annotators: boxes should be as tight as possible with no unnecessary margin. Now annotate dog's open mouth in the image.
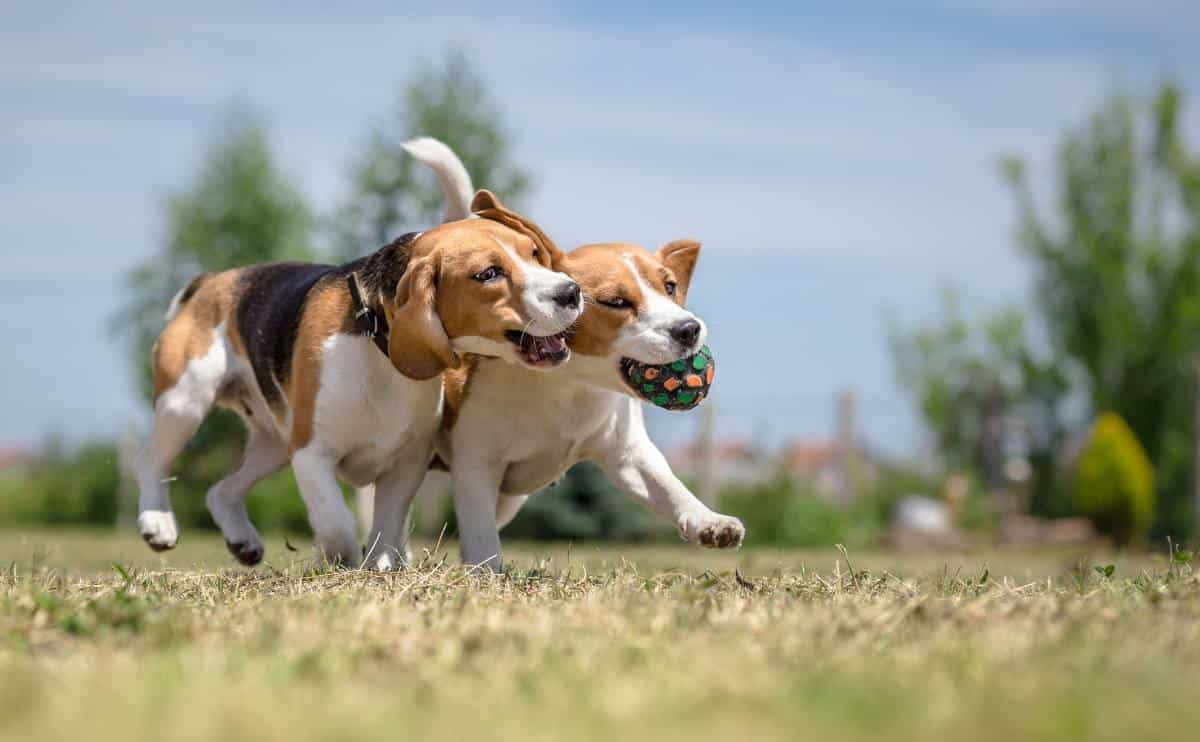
[505,329,570,368]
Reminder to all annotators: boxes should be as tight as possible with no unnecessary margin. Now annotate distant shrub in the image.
[0,441,121,525]
[1073,413,1154,546]
[717,477,886,548]
[0,424,315,535]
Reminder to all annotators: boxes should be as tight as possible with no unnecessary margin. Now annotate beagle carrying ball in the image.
[135,184,582,570]
[402,138,745,571]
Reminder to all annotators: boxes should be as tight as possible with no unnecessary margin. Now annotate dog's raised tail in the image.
[402,137,474,223]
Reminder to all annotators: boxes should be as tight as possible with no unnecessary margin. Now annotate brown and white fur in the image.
[136,185,581,568]
[409,140,745,571]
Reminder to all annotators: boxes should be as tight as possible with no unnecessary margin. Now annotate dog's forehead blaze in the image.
[565,243,642,294]
[625,250,674,296]
[560,243,651,358]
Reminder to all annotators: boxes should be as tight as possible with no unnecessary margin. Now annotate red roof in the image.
[783,439,841,472]
[0,445,33,472]
[671,438,760,467]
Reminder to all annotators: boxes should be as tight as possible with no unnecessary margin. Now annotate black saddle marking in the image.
[236,262,338,410]
[233,233,419,411]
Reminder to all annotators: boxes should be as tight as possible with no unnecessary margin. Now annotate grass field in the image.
[2,528,1199,741]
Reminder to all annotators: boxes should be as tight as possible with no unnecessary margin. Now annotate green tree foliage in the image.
[1074,413,1155,545]
[1002,82,1200,537]
[888,287,1066,474]
[888,287,1067,518]
[109,105,315,531]
[332,50,532,259]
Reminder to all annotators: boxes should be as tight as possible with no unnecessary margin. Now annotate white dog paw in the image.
[364,545,411,572]
[138,510,179,552]
[678,513,745,549]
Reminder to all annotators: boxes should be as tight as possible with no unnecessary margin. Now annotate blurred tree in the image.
[887,286,1067,512]
[111,104,315,530]
[114,105,315,397]
[332,49,532,259]
[1001,82,1200,538]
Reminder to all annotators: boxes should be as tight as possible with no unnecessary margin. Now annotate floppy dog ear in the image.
[471,189,563,269]
[470,189,504,213]
[658,240,701,305]
[387,252,461,380]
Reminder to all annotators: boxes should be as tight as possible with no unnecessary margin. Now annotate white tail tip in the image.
[402,137,475,222]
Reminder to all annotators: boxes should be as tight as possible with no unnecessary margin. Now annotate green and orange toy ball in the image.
[620,345,715,411]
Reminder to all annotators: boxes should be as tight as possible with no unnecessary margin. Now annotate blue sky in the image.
[2,1,1198,455]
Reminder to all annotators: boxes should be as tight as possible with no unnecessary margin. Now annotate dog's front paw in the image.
[138,510,179,552]
[225,538,265,566]
[364,545,412,572]
[678,513,745,549]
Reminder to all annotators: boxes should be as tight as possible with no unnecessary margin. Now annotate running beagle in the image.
[136,186,582,568]
[406,140,745,570]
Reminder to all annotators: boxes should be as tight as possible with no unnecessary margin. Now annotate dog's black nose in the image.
[553,282,581,309]
[670,319,701,348]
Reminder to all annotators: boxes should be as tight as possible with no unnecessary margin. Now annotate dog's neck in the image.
[349,231,419,310]
[558,353,637,396]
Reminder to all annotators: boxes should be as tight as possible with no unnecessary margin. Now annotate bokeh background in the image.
[3,1,1200,551]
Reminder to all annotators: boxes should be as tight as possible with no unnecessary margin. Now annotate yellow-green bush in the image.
[1073,413,1154,546]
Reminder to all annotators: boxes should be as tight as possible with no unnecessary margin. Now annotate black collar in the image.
[346,274,390,356]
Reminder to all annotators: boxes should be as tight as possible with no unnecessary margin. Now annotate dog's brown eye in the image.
[599,297,632,310]
[531,248,540,261]
[664,281,677,297]
[473,267,503,282]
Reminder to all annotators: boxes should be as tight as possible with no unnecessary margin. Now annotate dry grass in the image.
[2,528,1199,741]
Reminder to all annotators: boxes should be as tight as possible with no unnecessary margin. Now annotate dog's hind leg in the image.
[136,333,227,551]
[496,495,528,530]
[206,428,287,566]
[363,447,432,571]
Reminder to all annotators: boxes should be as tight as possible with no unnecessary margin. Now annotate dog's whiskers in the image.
[518,319,535,348]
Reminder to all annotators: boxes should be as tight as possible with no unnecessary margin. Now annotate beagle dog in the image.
[135,187,582,568]
[406,139,745,570]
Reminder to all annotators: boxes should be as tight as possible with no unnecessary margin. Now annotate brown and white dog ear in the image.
[470,189,503,213]
[658,240,701,304]
[471,189,562,269]
[387,252,460,380]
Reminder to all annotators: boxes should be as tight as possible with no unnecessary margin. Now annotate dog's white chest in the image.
[453,361,617,494]
[316,334,441,484]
